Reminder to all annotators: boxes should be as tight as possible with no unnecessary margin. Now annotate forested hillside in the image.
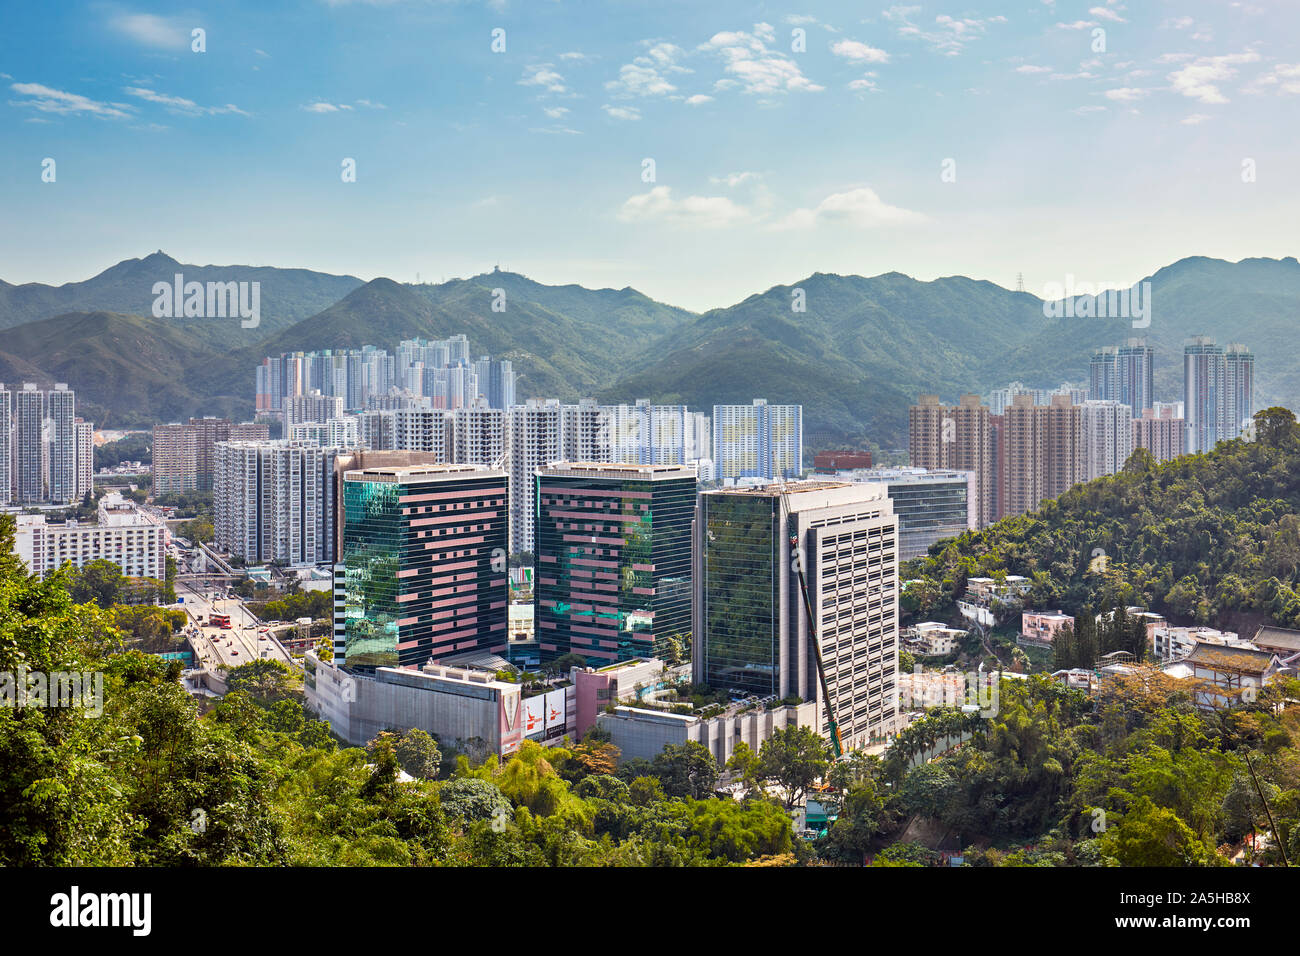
[906,408,1300,636]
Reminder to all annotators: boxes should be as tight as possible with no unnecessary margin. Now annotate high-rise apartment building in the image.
[453,402,507,466]
[46,385,78,505]
[213,440,340,566]
[360,409,454,460]
[153,418,269,493]
[1090,339,1154,415]
[75,418,94,502]
[534,463,696,665]
[1001,394,1085,518]
[0,385,10,506]
[151,423,199,494]
[909,394,995,528]
[712,400,802,482]
[600,400,708,467]
[334,463,508,671]
[694,481,899,751]
[286,390,345,431]
[1133,407,1186,464]
[1078,400,1135,481]
[289,417,361,449]
[4,383,83,505]
[14,385,46,504]
[507,399,615,554]
[561,399,610,464]
[472,356,516,409]
[1223,344,1255,439]
[1183,338,1255,454]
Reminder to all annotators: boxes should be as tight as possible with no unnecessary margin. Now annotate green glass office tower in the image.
[336,463,508,672]
[534,463,696,665]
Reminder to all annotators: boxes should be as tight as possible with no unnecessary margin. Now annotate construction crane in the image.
[777,482,844,759]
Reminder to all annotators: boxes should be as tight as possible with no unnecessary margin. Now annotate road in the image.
[176,581,295,671]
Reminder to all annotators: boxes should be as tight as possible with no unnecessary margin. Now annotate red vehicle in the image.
[211,613,232,629]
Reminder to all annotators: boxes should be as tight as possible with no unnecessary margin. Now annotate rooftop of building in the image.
[1184,642,1276,674]
[1254,626,1300,652]
[713,480,853,497]
[838,466,973,483]
[537,462,697,480]
[343,462,504,482]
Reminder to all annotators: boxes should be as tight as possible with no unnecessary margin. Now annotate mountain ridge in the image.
[1,253,1296,443]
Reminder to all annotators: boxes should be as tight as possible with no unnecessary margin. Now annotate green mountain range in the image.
[0,251,362,346]
[1,253,1297,443]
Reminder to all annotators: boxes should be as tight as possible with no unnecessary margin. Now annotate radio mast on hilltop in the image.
[1016,272,1025,293]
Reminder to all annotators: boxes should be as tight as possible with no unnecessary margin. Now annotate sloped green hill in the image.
[907,408,1300,637]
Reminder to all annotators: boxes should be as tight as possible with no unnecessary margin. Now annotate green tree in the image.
[652,742,719,799]
[65,559,126,608]
[180,516,215,545]
[1099,797,1221,867]
[725,742,763,797]
[225,659,302,706]
[759,725,830,809]
[395,728,442,781]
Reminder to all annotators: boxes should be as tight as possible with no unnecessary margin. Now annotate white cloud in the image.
[602,104,641,120]
[605,43,689,98]
[1252,63,1300,95]
[699,25,824,94]
[1056,20,1098,30]
[1181,113,1211,124]
[1103,87,1146,101]
[1015,65,1052,74]
[303,101,352,113]
[685,94,713,105]
[1073,105,1107,114]
[543,106,570,118]
[558,51,593,62]
[109,13,189,49]
[126,87,249,116]
[520,64,568,94]
[356,98,387,109]
[618,185,751,228]
[883,6,1005,56]
[9,82,133,118]
[1090,6,1126,22]
[775,186,926,230]
[710,171,760,187]
[830,39,890,64]
[1168,52,1259,104]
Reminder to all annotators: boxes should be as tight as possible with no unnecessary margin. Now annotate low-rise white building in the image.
[13,493,168,579]
[1151,625,1246,663]
[904,621,967,656]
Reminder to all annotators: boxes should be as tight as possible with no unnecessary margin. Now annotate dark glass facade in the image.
[340,468,508,672]
[883,476,969,561]
[698,492,778,696]
[534,468,695,665]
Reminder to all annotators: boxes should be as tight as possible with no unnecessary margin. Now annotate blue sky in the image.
[2,0,1298,311]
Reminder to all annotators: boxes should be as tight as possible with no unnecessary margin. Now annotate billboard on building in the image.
[544,688,566,731]
[523,694,546,738]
